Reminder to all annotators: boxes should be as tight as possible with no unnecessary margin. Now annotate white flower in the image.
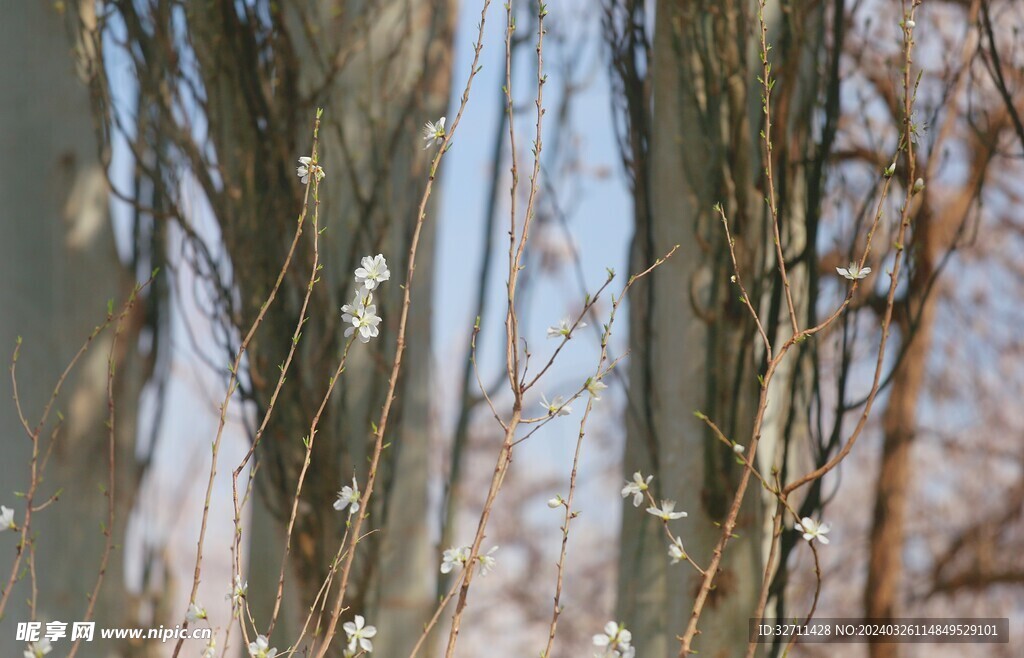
[422,117,446,149]
[905,19,916,28]
[794,517,831,544]
[586,378,608,400]
[646,500,687,522]
[343,615,377,654]
[547,495,564,509]
[733,444,745,454]
[341,291,382,343]
[354,254,391,292]
[836,262,871,280]
[186,602,207,623]
[440,545,470,574]
[24,639,51,658]
[334,477,361,515]
[202,638,217,658]
[547,318,585,339]
[593,621,634,657]
[248,635,277,658]
[620,472,652,507]
[476,546,499,576]
[668,536,686,565]
[296,156,325,184]
[540,394,572,416]
[351,306,381,343]
[227,574,248,606]
[0,505,14,531]
[341,290,368,322]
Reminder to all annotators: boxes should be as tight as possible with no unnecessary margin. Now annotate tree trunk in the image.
[0,3,143,656]
[864,131,991,657]
[615,2,819,655]
[616,3,765,656]
[143,1,457,653]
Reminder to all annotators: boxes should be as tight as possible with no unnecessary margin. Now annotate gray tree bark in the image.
[96,2,456,655]
[614,2,818,656]
[0,3,143,657]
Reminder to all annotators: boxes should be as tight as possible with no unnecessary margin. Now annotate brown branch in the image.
[169,111,323,658]
[311,2,496,653]
[67,284,143,658]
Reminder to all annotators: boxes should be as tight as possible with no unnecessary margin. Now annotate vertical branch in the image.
[169,112,323,658]
[1,278,152,621]
[441,4,548,656]
[540,247,678,657]
[758,0,800,337]
[677,2,923,653]
[438,71,512,598]
[67,285,143,658]
[311,2,495,654]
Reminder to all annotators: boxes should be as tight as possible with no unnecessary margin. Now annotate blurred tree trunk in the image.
[863,270,936,658]
[612,2,819,655]
[0,3,146,657]
[615,4,764,656]
[91,1,455,655]
[864,124,995,658]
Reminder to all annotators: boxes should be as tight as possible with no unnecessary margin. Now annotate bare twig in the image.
[311,2,495,654]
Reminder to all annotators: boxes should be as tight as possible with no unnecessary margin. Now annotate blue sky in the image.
[433,0,633,425]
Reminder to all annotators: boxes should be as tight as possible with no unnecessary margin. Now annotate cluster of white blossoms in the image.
[296,156,325,185]
[341,254,390,344]
[343,615,378,655]
[1,504,15,531]
[23,638,51,658]
[334,476,361,515]
[536,314,611,417]
[440,545,499,577]
[248,634,277,658]
[593,621,635,658]
[621,472,692,564]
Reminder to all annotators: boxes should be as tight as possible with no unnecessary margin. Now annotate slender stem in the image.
[677,3,922,652]
[1,277,153,620]
[228,117,328,649]
[170,112,322,658]
[758,0,800,337]
[67,287,140,658]
[311,4,495,654]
